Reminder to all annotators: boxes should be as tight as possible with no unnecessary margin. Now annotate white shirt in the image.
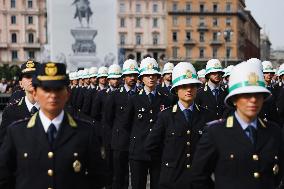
[25,96,40,112]
[207,80,220,91]
[39,110,64,133]
[178,101,194,112]
[144,87,156,96]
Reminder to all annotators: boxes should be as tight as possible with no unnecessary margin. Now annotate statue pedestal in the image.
[68,27,101,70]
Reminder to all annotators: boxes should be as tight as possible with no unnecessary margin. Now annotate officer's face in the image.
[163,73,172,82]
[90,77,97,85]
[209,72,222,84]
[233,93,264,121]
[20,75,34,93]
[33,86,69,117]
[176,84,197,104]
[84,78,90,85]
[98,77,107,85]
[263,73,274,83]
[108,78,120,88]
[199,77,206,84]
[142,74,158,88]
[124,74,138,87]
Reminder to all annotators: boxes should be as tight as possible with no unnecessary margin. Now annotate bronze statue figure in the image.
[72,0,93,27]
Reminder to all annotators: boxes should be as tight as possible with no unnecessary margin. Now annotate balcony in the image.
[146,44,167,50]
[0,43,8,49]
[184,39,196,46]
[23,43,41,49]
[197,24,209,31]
[210,40,222,45]
[118,44,135,50]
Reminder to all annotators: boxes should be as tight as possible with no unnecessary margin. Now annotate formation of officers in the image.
[0,56,283,189]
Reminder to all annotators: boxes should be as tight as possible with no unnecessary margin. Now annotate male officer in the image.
[190,61,283,189]
[197,69,206,85]
[121,57,170,189]
[76,69,90,113]
[0,62,106,189]
[0,60,39,146]
[104,59,140,189]
[145,62,208,189]
[195,59,227,122]
[276,63,284,125]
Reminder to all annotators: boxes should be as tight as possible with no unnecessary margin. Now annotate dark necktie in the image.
[183,109,192,123]
[167,85,172,92]
[30,106,38,115]
[128,90,135,96]
[148,93,155,104]
[47,123,57,145]
[245,125,257,144]
[212,88,219,101]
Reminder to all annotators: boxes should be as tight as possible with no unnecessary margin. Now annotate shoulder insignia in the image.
[67,113,77,128]
[207,118,225,127]
[279,82,282,87]
[120,87,124,92]
[172,104,177,113]
[157,91,161,96]
[195,104,200,111]
[27,112,38,128]
[18,97,24,106]
[221,87,225,92]
[139,89,143,95]
[258,118,266,128]
[107,88,111,93]
[161,106,172,112]
[204,85,207,91]
[162,82,165,87]
[226,116,234,128]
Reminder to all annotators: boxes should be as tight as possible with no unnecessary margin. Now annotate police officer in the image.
[190,61,283,189]
[121,57,170,189]
[197,69,206,85]
[0,60,39,146]
[195,59,227,122]
[0,62,106,189]
[276,63,284,125]
[145,62,208,189]
[222,65,234,89]
[76,69,90,114]
[103,59,140,189]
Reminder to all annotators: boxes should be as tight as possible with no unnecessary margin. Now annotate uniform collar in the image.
[234,111,257,130]
[144,87,156,96]
[124,84,136,93]
[39,110,64,133]
[25,96,39,112]
[208,80,220,91]
[178,101,194,112]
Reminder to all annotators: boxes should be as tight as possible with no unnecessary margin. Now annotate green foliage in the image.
[0,64,21,80]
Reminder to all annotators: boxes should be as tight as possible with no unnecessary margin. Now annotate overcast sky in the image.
[246,0,284,49]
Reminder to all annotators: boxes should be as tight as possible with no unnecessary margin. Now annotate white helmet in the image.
[223,65,235,78]
[247,58,262,65]
[162,62,174,75]
[97,66,108,78]
[89,67,98,78]
[122,59,139,75]
[205,59,224,76]
[69,72,74,80]
[139,57,161,76]
[224,61,270,107]
[171,62,202,93]
[278,63,284,77]
[197,69,206,79]
[262,61,275,73]
[107,64,122,79]
[77,70,84,79]
[81,68,90,79]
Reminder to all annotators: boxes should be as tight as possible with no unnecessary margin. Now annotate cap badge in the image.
[147,63,153,70]
[248,72,259,85]
[26,61,34,68]
[130,64,135,71]
[186,70,192,79]
[214,62,221,68]
[45,63,58,76]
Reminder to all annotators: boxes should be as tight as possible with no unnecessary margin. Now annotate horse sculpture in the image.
[72,0,93,27]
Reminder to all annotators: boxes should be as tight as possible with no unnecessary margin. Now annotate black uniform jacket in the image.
[190,114,284,189]
[0,112,106,189]
[145,103,207,189]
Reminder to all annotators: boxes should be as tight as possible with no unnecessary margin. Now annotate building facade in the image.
[117,0,167,63]
[260,33,271,61]
[166,0,260,66]
[0,0,47,65]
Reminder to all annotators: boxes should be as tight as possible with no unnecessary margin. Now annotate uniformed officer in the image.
[71,70,84,111]
[276,63,284,125]
[121,57,170,189]
[76,69,90,113]
[195,59,227,122]
[222,65,234,89]
[0,60,39,146]
[197,69,206,85]
[103,59,140,189]
[0,62,106,189]
[145,62,208,189]
[190,61,283,189]
[262,60,279,96]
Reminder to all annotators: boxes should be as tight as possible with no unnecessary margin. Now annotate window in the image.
[172,47,178,58]
[199,17,205,26]
[213,32,219,41]
[213,18,218,26]
[186,3,191,11]
[136,34,142,45]
[28,16,33,24]
[11,33,17,43]
[226,18,232,26]
[11,0,16,8]
[199,32,205,42]
[28,33,34,43]
[172,32,178,42]
[153,4,158,12]
[11,15,16,24]
[199,48,205,58]
[226,47,231,58]
[135,18,141,27]
[136,3,141,12]
[212,47,218,58]
[119,33,126,45]
[173,16,178,26]
[153,18,158,27]
[200,4,205,12]
[12,50,18,60]
[225,31,232,42]
[213,4,218,12]
[120,18,125,27]
[153,34,159,45]
[27,0,32,8]
[172,2,178,11]
[119,3,125,13]
[226,3,231,12]
[186,47,191,58]
[186,16,191,26]
[186,31,191,41]
[28,51,35,59]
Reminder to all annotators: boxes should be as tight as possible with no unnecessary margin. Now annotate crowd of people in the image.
[0,57,283,189]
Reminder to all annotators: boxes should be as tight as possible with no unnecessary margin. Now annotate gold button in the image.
[149,119,153,123]
[48,152,54,159]
[186,164,191,169]
[275,156,278,160]
[74,153,78,157]
[230,154,234,159]
[186,153,190,158]
[186,142,190,146]
[150,110,153,114]
[48,188,53,189]
[187,130,190,135]
[149,129,152,132]
[47,169,53,176]
[253,172,260,178]
[24,153,28,158]
[252,154,259,161]
[165,163,169,166]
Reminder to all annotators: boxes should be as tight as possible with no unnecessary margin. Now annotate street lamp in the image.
[223,29,233,67]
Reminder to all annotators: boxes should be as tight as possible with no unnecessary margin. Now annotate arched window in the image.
[11,33,17,43]
[28,33,34,43]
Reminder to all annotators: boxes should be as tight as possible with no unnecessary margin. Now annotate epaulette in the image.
[10,117,30,127]
[195,104,200,111]
[206,118,225,127]
[27,112,38,128]
[139,89,144,95]
[17,97,24,106]
[106,88,111,93]
[120,86,124,93]
[258,118,267,128]
[67,113,77,128]
[172,104,177,113]
[161,106,172,112]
